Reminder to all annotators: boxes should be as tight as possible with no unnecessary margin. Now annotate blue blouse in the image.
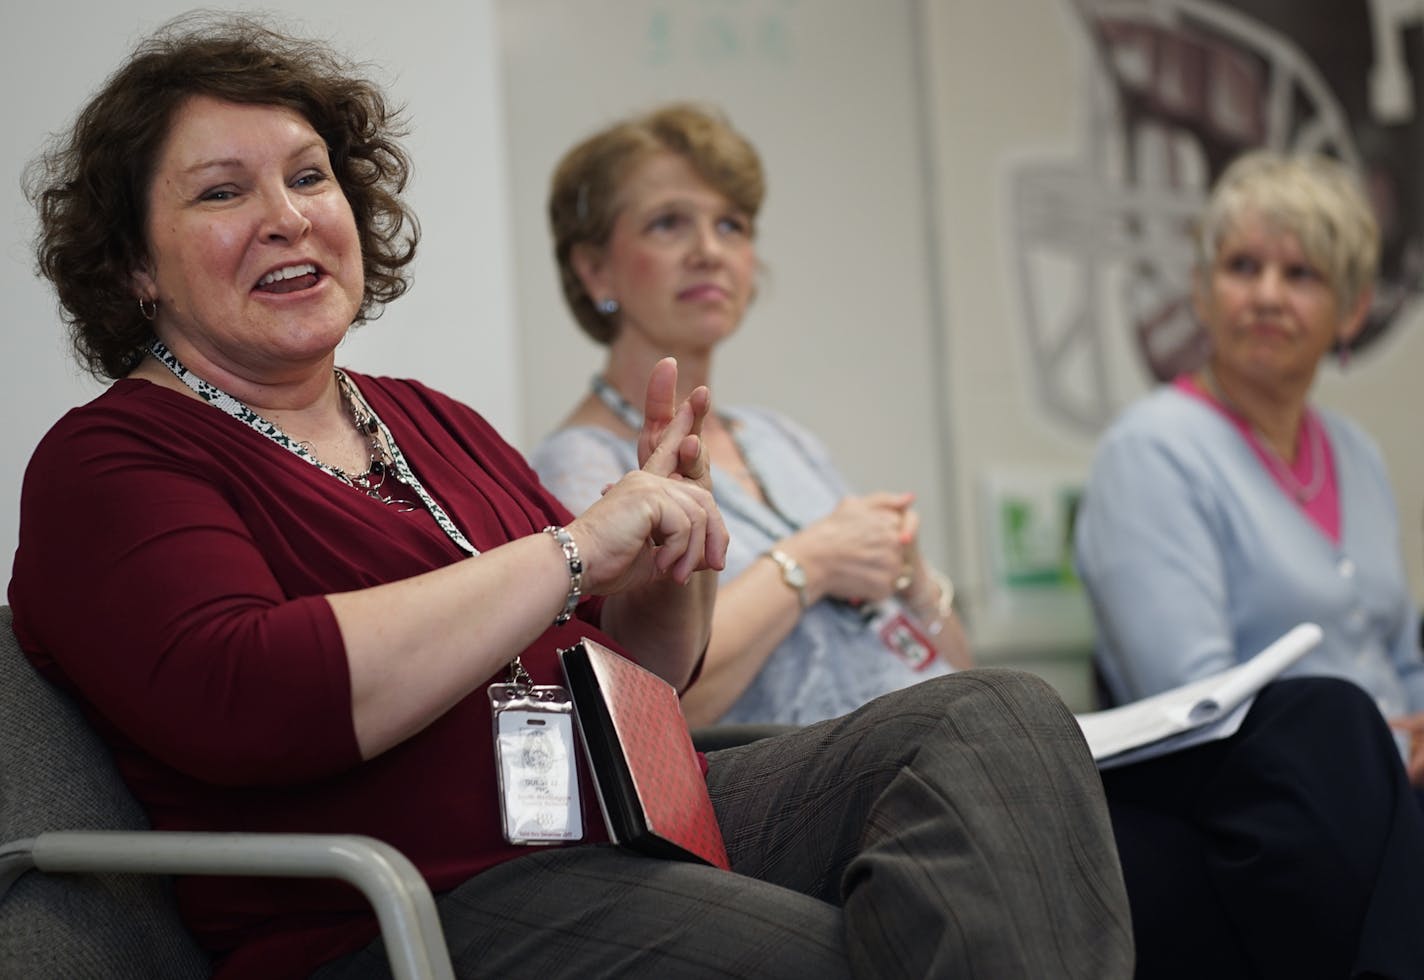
[532,406,952,724]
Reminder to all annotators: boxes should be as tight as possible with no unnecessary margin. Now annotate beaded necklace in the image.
[1198,364,1326,504]
[148,337,479,554]
[590,376,910,626]
[590,374,802,532]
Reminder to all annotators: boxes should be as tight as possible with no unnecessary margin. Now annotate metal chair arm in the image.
[1,831,454,980]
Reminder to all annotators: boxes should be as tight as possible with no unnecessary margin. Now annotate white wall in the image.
[921,0,1424,622]
[497,0,956,575]
[6,2,1420,697]
[0,0,516,585]
[492,0,1424,708]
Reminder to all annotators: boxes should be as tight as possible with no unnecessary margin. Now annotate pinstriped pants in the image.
[313,669,1134,978]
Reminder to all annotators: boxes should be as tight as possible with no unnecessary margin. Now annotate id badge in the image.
[865,601,938,671]
[489,683,583,845]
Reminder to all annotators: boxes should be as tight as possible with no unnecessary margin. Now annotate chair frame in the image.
[0,599,455,979]
[0,830,455,979]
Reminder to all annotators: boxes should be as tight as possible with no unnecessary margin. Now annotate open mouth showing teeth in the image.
[256,263,319,294]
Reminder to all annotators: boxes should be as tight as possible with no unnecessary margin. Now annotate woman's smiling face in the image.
[133,95,365,381]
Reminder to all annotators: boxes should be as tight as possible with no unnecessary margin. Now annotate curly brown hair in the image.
[548,103,764,344]
[24,12,419,380]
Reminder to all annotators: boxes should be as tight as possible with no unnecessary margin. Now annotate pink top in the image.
[1174,374,1340,543]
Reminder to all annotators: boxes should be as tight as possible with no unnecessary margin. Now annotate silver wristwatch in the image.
[764,548,808,608]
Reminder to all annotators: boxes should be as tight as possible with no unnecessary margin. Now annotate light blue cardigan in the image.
[1075,385,1424,718]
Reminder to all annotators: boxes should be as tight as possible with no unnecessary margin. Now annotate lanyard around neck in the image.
[148,337,479,555]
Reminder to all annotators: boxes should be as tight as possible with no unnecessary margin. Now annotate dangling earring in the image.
[596,298,620,316]
[138,297,158,321]
[1336,337,1351,370]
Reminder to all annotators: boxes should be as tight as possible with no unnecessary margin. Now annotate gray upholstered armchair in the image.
[0,604,454,979]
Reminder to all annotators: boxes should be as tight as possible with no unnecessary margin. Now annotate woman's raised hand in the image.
[637,356,714,492]
[566,358,727,595]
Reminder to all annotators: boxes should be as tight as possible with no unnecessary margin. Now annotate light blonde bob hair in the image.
[1195,150,1379,315]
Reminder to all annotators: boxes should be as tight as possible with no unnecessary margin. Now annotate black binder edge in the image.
[559,641,640,842]
[557,640,710,865]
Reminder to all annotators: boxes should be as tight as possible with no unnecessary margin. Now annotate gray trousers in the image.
[313,669,1134,978]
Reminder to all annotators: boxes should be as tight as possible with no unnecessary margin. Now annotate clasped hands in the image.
[786,492,934,610]
[566,357,728,595]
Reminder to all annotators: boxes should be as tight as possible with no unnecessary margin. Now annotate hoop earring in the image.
[138,297,158,321]
[596,298,620,316]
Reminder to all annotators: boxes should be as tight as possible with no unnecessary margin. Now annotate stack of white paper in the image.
[1076,623,1323,768]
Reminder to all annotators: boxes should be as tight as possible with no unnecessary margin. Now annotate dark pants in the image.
[1104,676,1424,980]
[312,669,1134,979]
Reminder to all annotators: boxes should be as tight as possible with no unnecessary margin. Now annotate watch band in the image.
[764,548,808,609]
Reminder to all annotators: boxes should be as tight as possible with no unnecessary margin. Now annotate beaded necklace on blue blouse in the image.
[148,336,478,555]
[590,374,802,535]
[590,374,876,621]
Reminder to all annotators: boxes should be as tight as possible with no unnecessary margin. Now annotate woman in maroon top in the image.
[10,13,1134,979]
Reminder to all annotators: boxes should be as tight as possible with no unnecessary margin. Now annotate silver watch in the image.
[764,548,808,608]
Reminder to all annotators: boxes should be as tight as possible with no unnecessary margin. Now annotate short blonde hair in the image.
[1195,150,1379,313]
[548,102,764,343]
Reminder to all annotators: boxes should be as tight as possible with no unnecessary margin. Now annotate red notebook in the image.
[558,638,730,870]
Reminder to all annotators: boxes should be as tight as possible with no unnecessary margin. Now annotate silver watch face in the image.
[784,563,806,589]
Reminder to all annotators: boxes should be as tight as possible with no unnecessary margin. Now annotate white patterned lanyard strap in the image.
[148,337,479,556]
